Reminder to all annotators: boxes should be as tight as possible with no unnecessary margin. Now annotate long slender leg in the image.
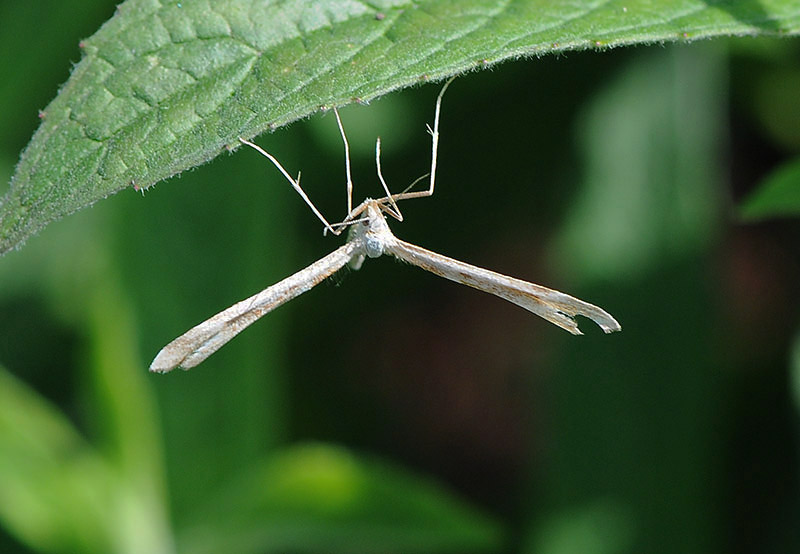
[328,77,458,231]
[385,75,456,204]
[324,200,372,235]
[375,137,402,220]
[239,138,339,235]
[333,107,354,216]
[425,75,451,197]
[332,78,455,230]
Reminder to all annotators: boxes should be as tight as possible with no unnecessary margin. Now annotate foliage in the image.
[2,0,800,253]
[740,157,800,220]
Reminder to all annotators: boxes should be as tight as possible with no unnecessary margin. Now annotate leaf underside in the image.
[2,0,799,254]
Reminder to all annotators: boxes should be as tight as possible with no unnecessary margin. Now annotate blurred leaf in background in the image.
[2,1,800,554]
[740,157,800,220]
[539,42,727,554]
[555,46,725,282]
[178,443,503,553]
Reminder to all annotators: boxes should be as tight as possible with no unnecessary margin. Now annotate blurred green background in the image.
[1,2,800,553]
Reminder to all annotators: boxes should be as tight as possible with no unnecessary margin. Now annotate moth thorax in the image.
[365,235,384,258]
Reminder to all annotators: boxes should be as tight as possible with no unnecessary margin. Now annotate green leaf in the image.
[523,499,635,554]
[81,273,174,554]
[0,252,173,553]
[739,157,800,220]
[791,325,800,414]
[0,366,114,553]
[2,0,800,254]
[177,443,504,554]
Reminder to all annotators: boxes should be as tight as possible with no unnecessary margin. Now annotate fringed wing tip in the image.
[545,294,621,336]
[600,320,622,334]
[554,311,621,336]
[581,308,621,335]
